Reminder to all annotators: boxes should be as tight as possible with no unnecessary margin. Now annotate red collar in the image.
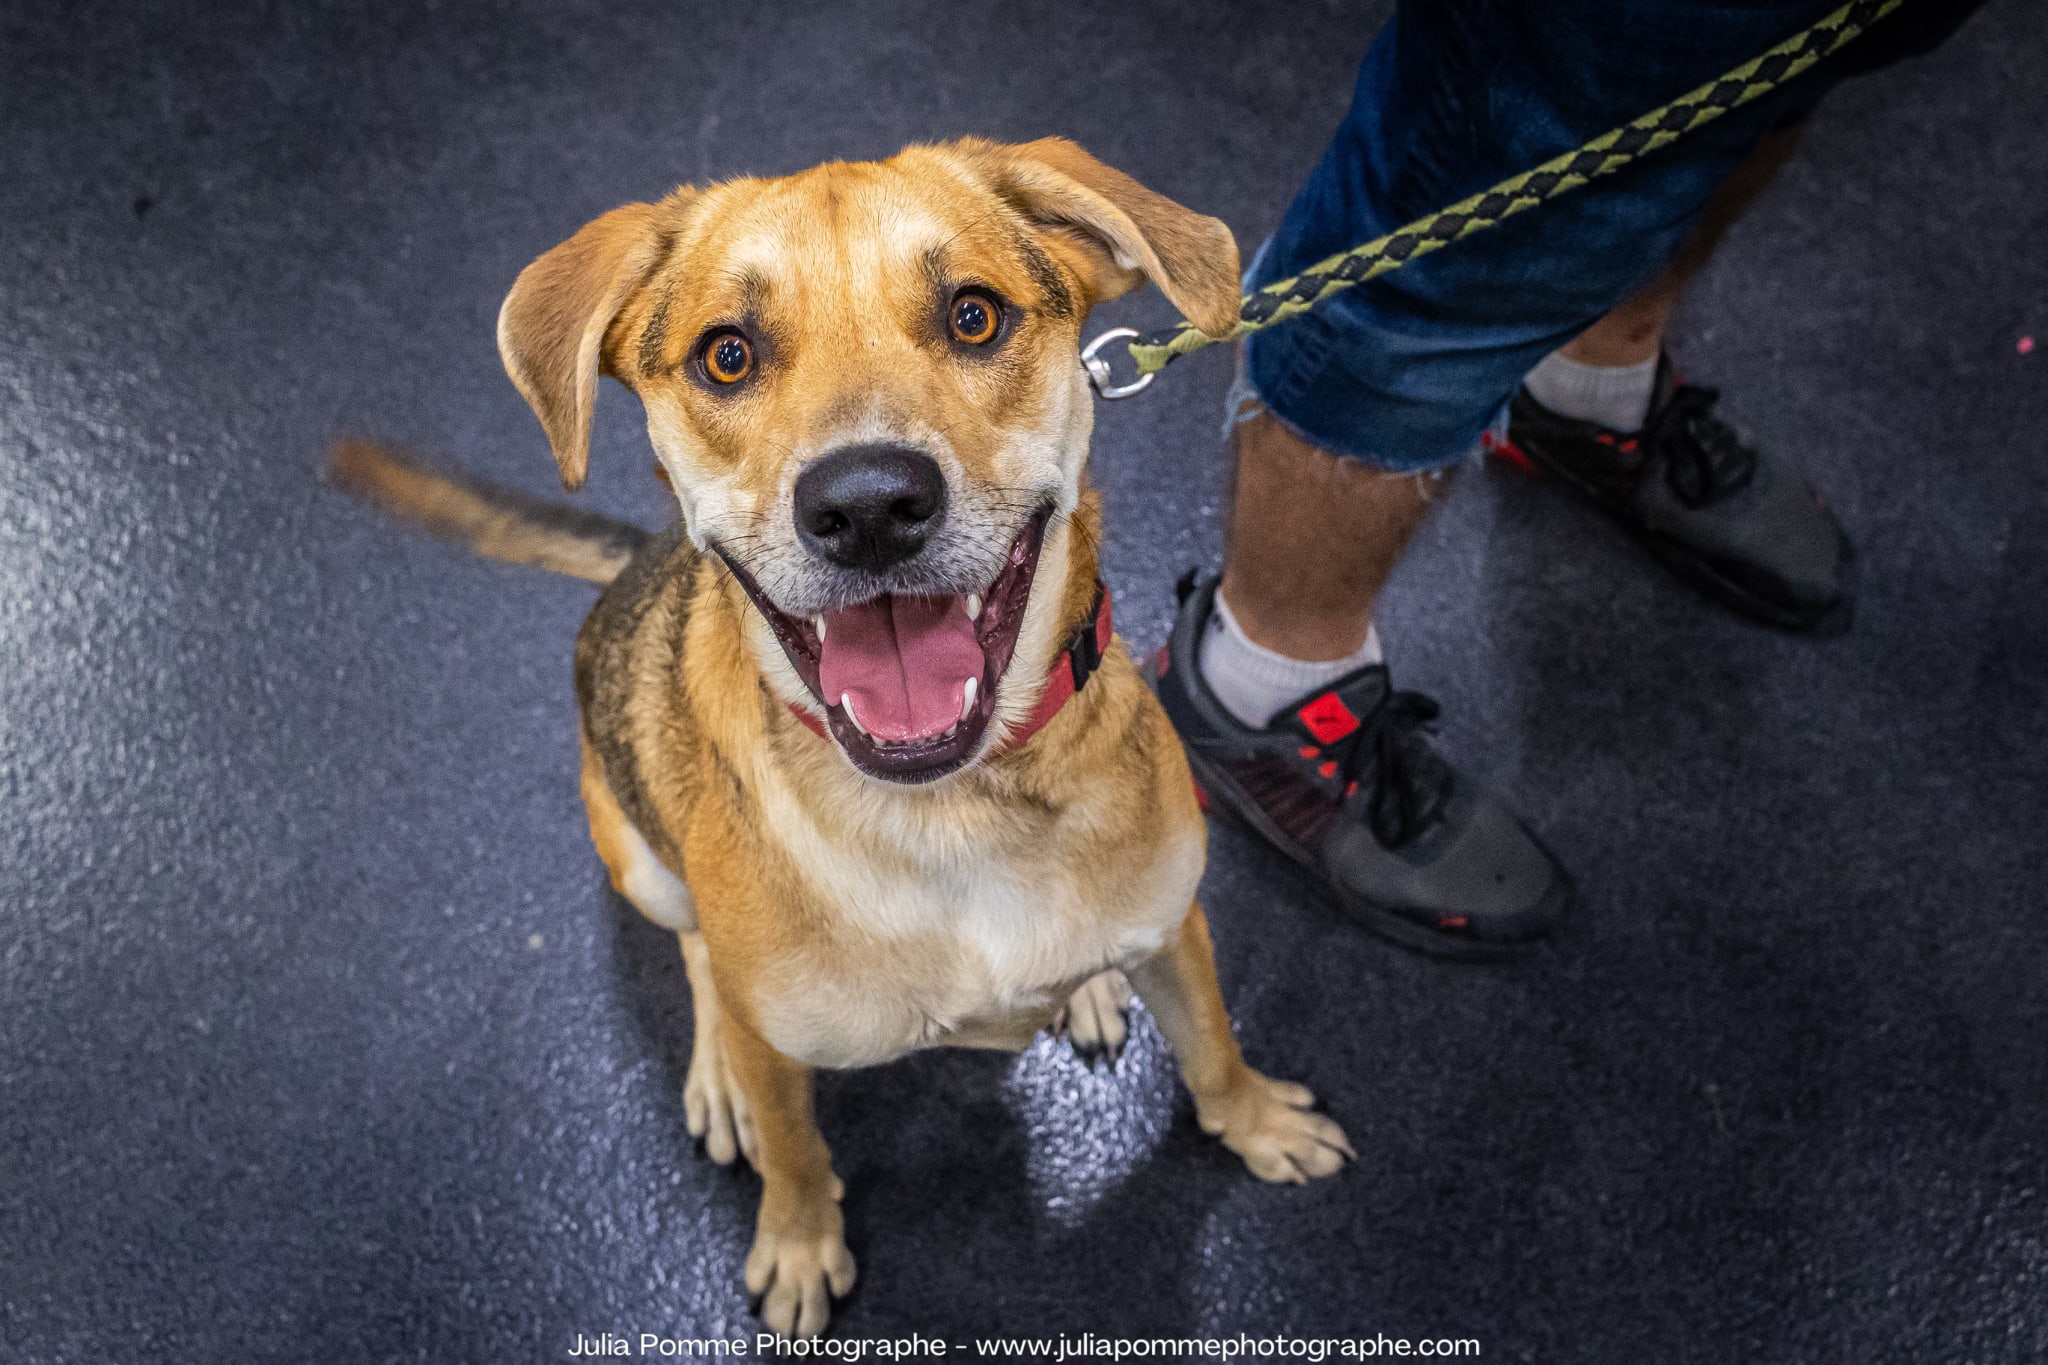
[787,581,1112,754]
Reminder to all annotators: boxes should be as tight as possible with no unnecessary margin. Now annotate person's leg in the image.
[1557,128,1802,372]
[1199,407,1427,731]
[1504,125,1853,631]
[1202,1,1839,732]
[1157,0,1986,955]
[1216,0,1988,671]
[1217,412,1426,663]
[1526,0,1984,431]
[1522,127,1802,433]
[1215,127,1800,697]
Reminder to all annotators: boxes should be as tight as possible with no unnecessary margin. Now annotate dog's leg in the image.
[678,932,756,1168]
[719,1012,856,1339]
[1127,903,1355,1183]
[580,742,754,1165]
[1057,969,1131,1061]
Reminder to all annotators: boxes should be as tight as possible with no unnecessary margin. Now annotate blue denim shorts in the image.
[1245,0,1982,472]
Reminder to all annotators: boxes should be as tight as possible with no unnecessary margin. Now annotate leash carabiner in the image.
[1080,327,1154,401]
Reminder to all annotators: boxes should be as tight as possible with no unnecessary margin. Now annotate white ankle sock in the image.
[1197,591,1383,730]
[1523,351,1659,432]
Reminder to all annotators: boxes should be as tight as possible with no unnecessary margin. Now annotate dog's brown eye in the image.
[702,330,753,384]
[948,291,1001,346]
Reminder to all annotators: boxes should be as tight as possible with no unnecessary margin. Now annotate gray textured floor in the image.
[4,2,2045,1361]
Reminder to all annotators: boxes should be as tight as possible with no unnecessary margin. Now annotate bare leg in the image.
[1561,128,1800,368]
[1216,406,1443,661]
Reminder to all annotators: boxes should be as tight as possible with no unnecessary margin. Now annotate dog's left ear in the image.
[498,200,667,492]
[979,138,1242,338]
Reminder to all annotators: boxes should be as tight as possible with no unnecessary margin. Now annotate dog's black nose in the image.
[793,444,947,570]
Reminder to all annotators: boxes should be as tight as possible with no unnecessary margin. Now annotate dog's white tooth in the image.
[966,593,982,621]
[815,616,827,641]
[960,675,977,721]
[841,693,868,738]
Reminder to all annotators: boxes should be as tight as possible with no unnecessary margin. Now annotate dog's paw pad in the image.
[1058,969,1130,1061]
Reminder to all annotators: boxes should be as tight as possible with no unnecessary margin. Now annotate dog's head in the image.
[498,138,1238,783]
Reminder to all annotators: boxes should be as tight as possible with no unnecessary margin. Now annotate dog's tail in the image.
[327,440,649,585]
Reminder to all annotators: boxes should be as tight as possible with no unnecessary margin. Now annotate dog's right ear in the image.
[497,201,665,492]
[972,138,1242,339]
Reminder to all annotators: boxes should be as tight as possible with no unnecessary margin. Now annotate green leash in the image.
[1081,0,1908,399]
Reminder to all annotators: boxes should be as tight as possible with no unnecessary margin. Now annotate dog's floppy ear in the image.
[497,201,665,491]
[982,137,1241,339]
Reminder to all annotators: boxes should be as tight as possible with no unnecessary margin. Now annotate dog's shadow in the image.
[603,882,1280,1339]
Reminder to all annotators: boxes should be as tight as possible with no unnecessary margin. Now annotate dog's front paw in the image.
[1056,969,1130,1061]
[745,1200,857,1340]
[1197,1069,1354,1184]
[684,1030,757,1169]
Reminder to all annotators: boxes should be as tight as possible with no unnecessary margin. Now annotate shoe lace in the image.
[1648,384,1756,508]
[1328,689,1451,848]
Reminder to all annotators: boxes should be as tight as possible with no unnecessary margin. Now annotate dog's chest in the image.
[754,821,1200,1069]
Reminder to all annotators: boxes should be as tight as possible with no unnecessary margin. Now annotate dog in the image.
[332,137,1352,1338]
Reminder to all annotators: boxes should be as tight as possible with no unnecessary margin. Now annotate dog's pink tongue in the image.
[818,595,983,743]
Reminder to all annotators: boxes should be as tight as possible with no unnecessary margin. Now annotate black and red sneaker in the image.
[1496,355,1852,635]
[1149,572,1569,960]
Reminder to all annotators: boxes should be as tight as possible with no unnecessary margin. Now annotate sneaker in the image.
[1499,355,1853,635]
[1149,572,1570,959]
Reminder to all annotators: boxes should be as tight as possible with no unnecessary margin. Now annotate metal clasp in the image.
[1080,327,1154,400]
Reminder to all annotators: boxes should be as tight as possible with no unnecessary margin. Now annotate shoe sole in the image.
[1180,738,1550,963]
[1500,431,1856,638]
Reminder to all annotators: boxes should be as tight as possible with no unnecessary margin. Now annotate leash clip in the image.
[1080,328,1154,401]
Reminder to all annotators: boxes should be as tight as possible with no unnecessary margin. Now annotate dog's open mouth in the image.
[718,507,1053,783]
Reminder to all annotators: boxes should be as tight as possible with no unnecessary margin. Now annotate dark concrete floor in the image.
[4,2,2045,1361]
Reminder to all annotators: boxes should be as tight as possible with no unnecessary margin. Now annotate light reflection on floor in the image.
[1004,1002,1181,1228]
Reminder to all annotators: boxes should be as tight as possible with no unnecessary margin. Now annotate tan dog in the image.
[334,138,1351,1339]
